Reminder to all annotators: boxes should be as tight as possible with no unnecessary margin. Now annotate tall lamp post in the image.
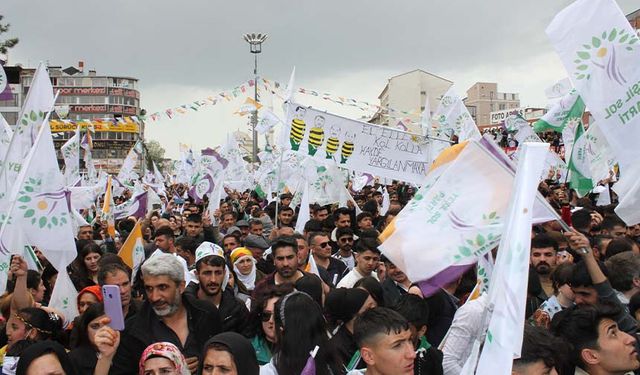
[242,33,268,163]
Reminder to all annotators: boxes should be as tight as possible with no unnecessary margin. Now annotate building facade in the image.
[628,8,640,30]
[0,63,143,173]
[463,82,520,127]
[369,69,453,134]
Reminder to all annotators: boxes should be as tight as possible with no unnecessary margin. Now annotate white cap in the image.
[194,241,225,264]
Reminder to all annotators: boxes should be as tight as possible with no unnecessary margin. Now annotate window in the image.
[1,112,17,125]
[0,93,19,107]
[92,78,108,86]
[499,104,506,110]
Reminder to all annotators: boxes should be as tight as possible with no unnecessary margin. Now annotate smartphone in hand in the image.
[102,285,125,331]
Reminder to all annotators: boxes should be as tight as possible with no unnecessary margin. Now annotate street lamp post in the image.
[243,33,268,163]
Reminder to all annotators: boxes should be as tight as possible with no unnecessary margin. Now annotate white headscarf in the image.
[233,254,257,291]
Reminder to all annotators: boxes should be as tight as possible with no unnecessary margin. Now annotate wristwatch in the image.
[578,247,590,255]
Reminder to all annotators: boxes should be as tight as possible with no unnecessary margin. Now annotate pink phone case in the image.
[102,285,125,331]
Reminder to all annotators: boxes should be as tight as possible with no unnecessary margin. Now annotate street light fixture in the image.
[243,33,268,163]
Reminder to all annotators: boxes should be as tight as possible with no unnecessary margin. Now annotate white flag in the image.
[0,63,7,95]
[533,90,585,133]
[61,127,80,186]
[0,113,13,163]
[0,62,54,203]
[379,187,390,216]
[430,87,481,159]
[547,0,640,222]
[284,66,296,103]
[117,141,141,182]
[48,271,79,325]
[584,121,616,183]
[420,94,431,137]
[0,116,76,293]
[295,180,310,234]
[256,109,283,135]
[475,143,549,374]
[544,77,573,99]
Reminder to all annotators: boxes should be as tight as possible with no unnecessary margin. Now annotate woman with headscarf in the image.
[325,288,377,373]
[199,332,259,375]
[16,340,75,375]
[138,342,190,375]
[230,247,264,292]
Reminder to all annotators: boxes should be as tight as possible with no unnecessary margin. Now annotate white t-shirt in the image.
[336,268,378,289]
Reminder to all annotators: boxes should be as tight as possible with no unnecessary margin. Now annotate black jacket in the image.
[109,294,222,375]
[183,282,249,333]
[381,277,408,307]
[424,289,458,348]
[414,339,444,375]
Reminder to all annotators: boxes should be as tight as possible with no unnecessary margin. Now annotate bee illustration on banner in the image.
[289,106,306,151]
[340,132,355,164]
[307,115,325,156]
[325,125,340,159]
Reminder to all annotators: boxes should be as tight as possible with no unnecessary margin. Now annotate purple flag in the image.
[417,264,474,298]
[0,84,12,101]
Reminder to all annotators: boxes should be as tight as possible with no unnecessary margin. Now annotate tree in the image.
[143,140,166,171]
[0,16,18,56]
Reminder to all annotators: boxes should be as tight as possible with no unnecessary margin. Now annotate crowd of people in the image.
[0,174,639,375]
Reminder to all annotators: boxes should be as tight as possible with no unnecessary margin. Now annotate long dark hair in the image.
[273,292,339,375]
[71,303,105,349]
[71,243,103,281]
[243,284,293,338]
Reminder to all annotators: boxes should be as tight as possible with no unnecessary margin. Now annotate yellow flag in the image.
[101,176,116,238]
[118,220,145,277]
[234,97,263,116]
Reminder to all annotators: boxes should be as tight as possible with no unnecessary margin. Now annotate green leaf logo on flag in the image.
[16,179,69,229]
[574,28,638,84]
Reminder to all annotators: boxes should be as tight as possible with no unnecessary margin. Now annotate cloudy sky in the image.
[3,0,638,158]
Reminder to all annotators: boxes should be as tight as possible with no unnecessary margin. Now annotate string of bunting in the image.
[145,78,259,122]
[90,78,424,125]
[260,78,423,119]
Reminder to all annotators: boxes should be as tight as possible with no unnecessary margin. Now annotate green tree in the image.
[0,16,18,56]
[143,140,166,171]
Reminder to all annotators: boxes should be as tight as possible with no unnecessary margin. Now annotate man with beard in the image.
[111,253,222,375]
[381,256,411,307]
[530,234,559,300]
[253,236,313,296]
[184,242,248,333]
[332,227,357,271]
[277,206,295,228]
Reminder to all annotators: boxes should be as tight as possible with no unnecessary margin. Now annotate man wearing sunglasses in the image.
[333,227,357,271]
[310,232,348,286]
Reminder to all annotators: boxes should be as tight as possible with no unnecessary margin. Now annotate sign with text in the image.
[283,102,429,184]
[58,87,107,96]
[109,87,139,99]
[49,120,139,133]
[490,108,526,124]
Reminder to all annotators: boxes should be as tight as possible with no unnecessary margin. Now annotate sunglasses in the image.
[339,237,354,243]
[260,311,273,322]
[317,242,331,248]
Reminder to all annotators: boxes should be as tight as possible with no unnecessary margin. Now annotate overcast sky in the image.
[3,0,638,158]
